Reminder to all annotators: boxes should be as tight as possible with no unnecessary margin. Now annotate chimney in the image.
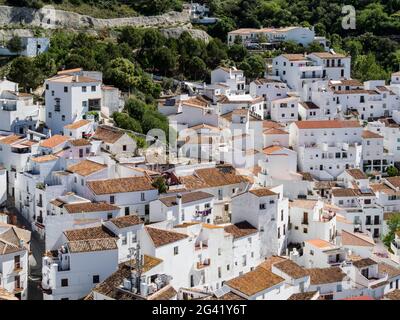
[177,193,183,222]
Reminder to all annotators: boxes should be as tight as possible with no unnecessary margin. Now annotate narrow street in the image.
[7,205,44,300]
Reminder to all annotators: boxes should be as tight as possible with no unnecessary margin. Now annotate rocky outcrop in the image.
[160,26,210,43]
[0,5,191,29]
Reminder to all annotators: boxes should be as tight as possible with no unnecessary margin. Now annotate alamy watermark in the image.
[342,5,356,30]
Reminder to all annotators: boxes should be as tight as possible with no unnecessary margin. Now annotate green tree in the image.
[353,53,389,82]
[186,56,208,81]
[383,213,400,248]
[387,166,399,177]
[239,54,265,79]
[105,58,138,92]
[228,44,248,62]
[7,35,23,53]
[152,176,168,193]
[153,47,177,76]
[118,27,143,49]
[7,56,43,92]
[112,112,143,133]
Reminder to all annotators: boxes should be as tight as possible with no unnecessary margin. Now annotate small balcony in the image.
[196,258,211,270]
[14,262,23,273]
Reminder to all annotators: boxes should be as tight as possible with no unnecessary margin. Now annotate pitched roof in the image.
[352,258,377,268]
[64,202,119,214]
[0,135,23,145]
[264,128,288,135]
[306,267,346,284]
[249,188,277,197]
[386,176,400,189]
[294,120,361,129]
[341,230,375,247]
[87,176,156,195]
[92,125,125,144]
[92,255,163,298]
[67,160,107,177]
[281,54,306,61]
[40,135,69,148]
[273,260,308,279]
[69,138,91,147]
[384,290,400,300]
[226,267,284,296]
[224,221,258,239]
[64,119,90,130]
[64,226,115,241]
[362,130,383,139]
[146,227,188,248]
[109,215,143,229]
[378,263,400,278]
[306,239,336,250]
[48,74,100,83]
[311,52,347,58]
[332,188,359,197]
[299,101,320,110]
[346,169,367,180]
[68,238,117,253]
[180,165,249,190]
[31,154,58,163]
[0,226,31,255]
[288,291,318,300]
[289,199,317,210]
[159,191,214,207]
[263,145,287,155]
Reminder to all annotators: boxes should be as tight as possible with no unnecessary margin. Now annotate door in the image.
[361,268,369,279]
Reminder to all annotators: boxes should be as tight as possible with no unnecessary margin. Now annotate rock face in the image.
[160,26,210,43]
[0,5,191,29]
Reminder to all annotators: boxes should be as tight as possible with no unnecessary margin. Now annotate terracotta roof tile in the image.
[64,119,90,130]
[92,125,125,144]
[87,176,156,195]
[294,120,361,129]
[352,258,377,268]
[64,202,119,214]
[146,227,188,248]
[362,130,383,139]
[31,154,58,163]
[226,267,284,296]
[67,160,107,177]
[159,191,213,207]
[40,135,69,148]
[68,238,117,253]
[224,221,258,239]
[69,138,91,147]
[0,135,23,145]
[346,169,367,180]
[288,291,318,300]
[249,188,277,197]
[306,267,346,285]
[273,260,308,279]
[341,230,375,247]
[64,226,115,241]
[109,215,143,228]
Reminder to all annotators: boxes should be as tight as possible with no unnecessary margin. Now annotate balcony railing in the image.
[196,259,211,269]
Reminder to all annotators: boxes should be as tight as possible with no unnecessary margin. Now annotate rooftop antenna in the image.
[129,244,143,294]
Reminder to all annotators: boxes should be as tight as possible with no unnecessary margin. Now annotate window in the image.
[107,213,112,220]
[141,192,145,201]
[62,115,65,121]
[91,86,96,92]
[227,264,230,271]
[125,207,130,216]
[218,267,222,278]
[218,248,222,256]
[110,195,115,204]
[259,203,266,210]
[82,86,87,93]
[121,236,127,245]
[64,86,68,93]
[310,250,314,255]
[82,101,87,108]
[46,84,49,90]
[281,210,284,221]
[303,227,308,234]
[123,145,127,151]
[61,279,68,287]
[48,112,52,118]
[174,246,179,255]
[93,275,100,284]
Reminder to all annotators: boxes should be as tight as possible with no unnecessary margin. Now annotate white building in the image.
[42,226,119,300]
[0,223,31,300]
[289,120,363,180]
[45,69,103,135]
